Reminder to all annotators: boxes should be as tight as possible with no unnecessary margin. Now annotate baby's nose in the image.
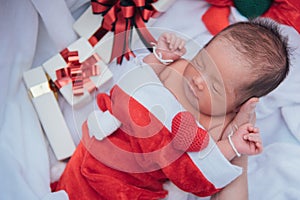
[193,76,205,90]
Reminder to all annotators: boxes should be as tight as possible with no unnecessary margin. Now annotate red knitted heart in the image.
[171,112,209,152]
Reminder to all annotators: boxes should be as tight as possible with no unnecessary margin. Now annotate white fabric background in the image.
[0,0,299,199]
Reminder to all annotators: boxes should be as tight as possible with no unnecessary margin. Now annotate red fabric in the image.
[263,0,300,34]
[50,181,58,192]
[202,0,300,35]
[202,6,231,36]
[205,0,233,6]
[53,85,219,199]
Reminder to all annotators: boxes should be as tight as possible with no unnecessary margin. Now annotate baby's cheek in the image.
[210,93,227,115]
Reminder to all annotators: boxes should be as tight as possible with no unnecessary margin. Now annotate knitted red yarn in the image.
[171,112,209,152]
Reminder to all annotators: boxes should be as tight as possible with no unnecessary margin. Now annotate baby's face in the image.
[183,42,249,116]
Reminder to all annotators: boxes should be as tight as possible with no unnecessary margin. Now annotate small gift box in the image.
[73,0,176,64]
[73,5,113,64]
[43,37,113,108]
[23,67,76,160]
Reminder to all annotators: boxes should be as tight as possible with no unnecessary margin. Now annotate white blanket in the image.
[0,0,299,199]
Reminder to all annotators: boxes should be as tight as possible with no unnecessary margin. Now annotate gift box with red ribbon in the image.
[73,0,176,64]
[23,67,76,160]
[43,37,113,108]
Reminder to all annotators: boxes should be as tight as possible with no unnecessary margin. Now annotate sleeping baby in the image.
[53,18,289,200]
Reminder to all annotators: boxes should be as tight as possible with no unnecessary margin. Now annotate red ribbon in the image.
[55,49,101,96]
[89,0,158,64]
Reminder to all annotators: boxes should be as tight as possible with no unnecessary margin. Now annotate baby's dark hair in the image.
[208,18,290,105]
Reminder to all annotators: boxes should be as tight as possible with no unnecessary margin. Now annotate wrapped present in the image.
[43,37,113,108]
[73,0,176,64]
[23,67,76,160]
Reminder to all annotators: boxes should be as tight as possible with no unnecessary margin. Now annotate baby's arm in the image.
[143,32,186,75]
[210,156,248,200]
[210,100,258,200]
[217,123,263,161]
[212,124,262,199]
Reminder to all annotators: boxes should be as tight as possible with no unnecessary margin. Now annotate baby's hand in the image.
[156,32,187,62]
[231,123,263,156]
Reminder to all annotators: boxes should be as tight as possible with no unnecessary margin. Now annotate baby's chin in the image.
[198,102,228,117]
[206,108,228,117]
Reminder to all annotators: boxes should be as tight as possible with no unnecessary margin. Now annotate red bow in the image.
[89,0,158,64]
[55,49,100,96]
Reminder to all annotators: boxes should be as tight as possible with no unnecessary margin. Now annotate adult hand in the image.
[222,97,259,139]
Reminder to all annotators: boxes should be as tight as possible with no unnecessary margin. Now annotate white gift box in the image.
[73,0,176,63]
[23,67,76,160]
[43,37,113,108]
[73,5,113,63]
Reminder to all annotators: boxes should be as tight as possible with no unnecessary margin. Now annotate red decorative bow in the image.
[55,49,100,96]
[89,0,158,64]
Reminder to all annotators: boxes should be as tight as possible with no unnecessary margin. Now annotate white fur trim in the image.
[188,137,243,188]
[117,64,185,131]
[87,110,121,140]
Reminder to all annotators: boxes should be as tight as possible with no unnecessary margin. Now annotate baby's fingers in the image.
[167,33,176,49]
[178,40,185,50]
[162,32,171,43]
[255,142,263,151]
[173,37,185,50]
[244,133,263,153]
[247,126,259,133]
[243,133,261,143]
[253,140,263,154]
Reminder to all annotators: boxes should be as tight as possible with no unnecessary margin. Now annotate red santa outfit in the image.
[54,60,242,199]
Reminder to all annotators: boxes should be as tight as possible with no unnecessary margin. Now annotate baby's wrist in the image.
[152,44,174,65]
[217,139,238,161]
[228,133,241,157]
